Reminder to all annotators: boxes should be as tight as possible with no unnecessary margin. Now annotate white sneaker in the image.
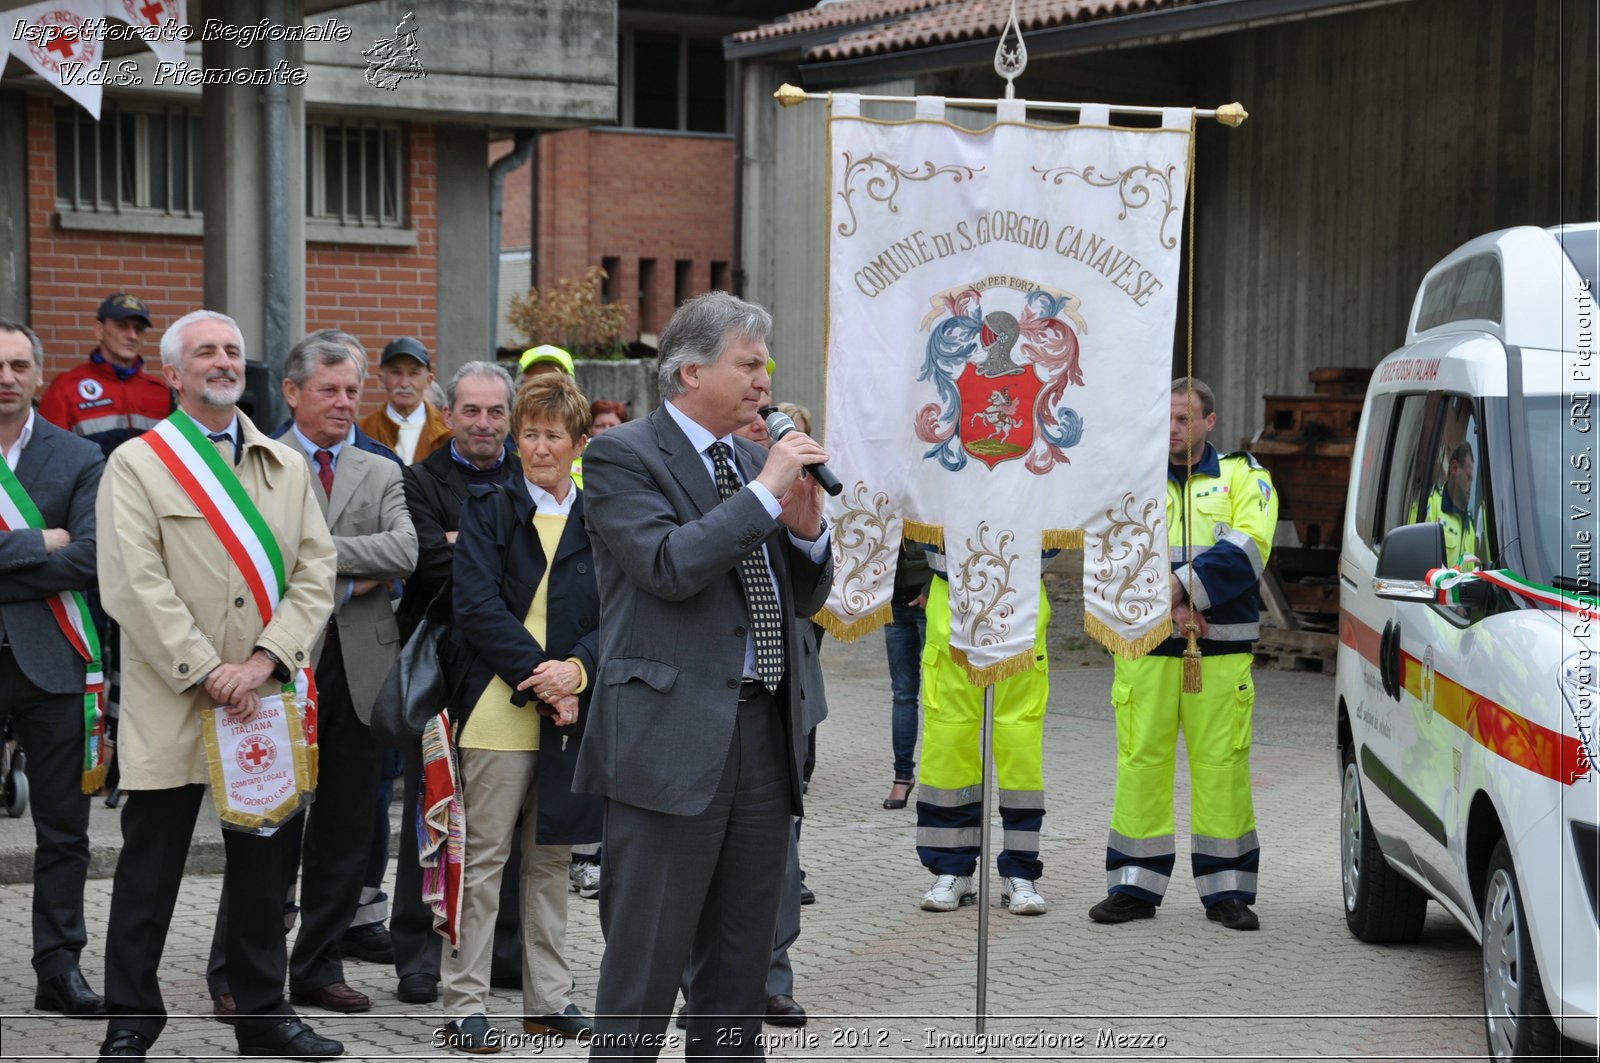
[1001,876,1047,915]
[569,861,600,899]
[920,874,976,912]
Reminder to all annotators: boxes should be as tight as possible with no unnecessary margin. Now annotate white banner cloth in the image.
[821,96,1193,681]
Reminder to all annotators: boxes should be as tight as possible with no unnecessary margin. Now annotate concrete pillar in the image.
[0,91,28,321]
[434,124,491,379]
[200,0,306,413]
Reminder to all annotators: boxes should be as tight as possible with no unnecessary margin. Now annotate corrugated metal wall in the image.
[1195,0,1596,447]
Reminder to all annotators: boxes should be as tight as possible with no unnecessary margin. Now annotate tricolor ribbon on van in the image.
[1426,564,1600,616]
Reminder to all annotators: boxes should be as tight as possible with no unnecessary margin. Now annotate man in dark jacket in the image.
[390,361,524,1005]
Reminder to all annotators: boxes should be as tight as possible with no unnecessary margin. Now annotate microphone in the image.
[761,407,843,496]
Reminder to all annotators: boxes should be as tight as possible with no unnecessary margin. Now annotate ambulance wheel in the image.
[1340,745,1426,942]
[4,769,26,818]
[1482,839,1561,1060]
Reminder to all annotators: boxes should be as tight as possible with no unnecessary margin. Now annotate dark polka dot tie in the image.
[709,441,784,690]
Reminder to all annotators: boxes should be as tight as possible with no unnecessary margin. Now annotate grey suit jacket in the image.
[573,404,833,817]
[0,416,105,695]
[306,441,417,723]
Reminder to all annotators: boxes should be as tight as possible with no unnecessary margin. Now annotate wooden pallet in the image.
[1254,626,1339,674]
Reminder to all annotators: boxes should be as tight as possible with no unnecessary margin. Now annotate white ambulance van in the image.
[1336,223,1599,1058]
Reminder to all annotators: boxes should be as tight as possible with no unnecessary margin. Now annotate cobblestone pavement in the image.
[0,634,1487,1060]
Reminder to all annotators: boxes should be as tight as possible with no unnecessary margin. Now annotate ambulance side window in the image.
[1375,393,1430,544]
[1353,393,1394,548]
[1414,395,1489,570]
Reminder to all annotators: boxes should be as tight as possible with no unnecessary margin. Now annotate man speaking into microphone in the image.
[575,291,833,1059]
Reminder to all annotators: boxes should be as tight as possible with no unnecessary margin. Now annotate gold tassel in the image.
[1181,620,1204,693]
[902,520,945,549]
[80,763,107,796]
[307,743,319,791]
[813,602,893,642]
[948,644,1037,686]
[1084,612,1173,660]
[1041,528,1085,550]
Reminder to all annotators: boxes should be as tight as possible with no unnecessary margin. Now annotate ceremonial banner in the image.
[202,693,312,834]
[822,95,1193,681]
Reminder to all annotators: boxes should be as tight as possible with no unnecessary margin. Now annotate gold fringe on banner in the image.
[949,644,1037,687]
[815,602,893,642]
[1041,528,1085,550]
[902,520,945,549]
[1085,612,1174,660]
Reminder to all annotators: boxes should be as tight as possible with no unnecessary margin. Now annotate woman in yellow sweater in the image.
[443,374,602,1051]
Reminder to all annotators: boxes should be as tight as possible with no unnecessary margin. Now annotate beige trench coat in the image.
[96,413,337,790]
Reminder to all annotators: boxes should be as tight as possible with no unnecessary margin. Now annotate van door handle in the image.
[1386,622,1403,702]
[1378,621,1394,699]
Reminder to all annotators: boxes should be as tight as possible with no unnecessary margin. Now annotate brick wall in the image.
[26,94,202,384]
[27,94,441,412]
[507,128,734,342]
[305,122,439,410]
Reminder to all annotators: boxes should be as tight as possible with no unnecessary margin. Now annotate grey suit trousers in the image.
[591,691,791,1059]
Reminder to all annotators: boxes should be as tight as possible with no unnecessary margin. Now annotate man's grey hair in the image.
[446,361,515,410]
[0,318,44,368]
[285,328,368,387]
[657,291,772,400]
[1171,376,1216,418]
[160,310,245,367]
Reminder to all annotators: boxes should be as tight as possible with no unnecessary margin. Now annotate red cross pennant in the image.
[28,12,95,72]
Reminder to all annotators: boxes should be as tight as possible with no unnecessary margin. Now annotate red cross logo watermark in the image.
[26,11,98,73]
[235,734,278,775]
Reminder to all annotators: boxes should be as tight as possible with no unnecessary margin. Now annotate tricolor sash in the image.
[0,455,107,793]
[142,410,319,828]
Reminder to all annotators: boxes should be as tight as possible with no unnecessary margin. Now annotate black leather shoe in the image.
[1088,891,1158,923]
[765,994,807,1027]
[237,1018,344,1060]
[340,925,394,964]
[799,884,816,906]
[98,1029,147,1061]
[1206,899,1260,930]
[396,973,438,1004]
[35,969,107,1016]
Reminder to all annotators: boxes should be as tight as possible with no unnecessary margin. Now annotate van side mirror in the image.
[1375,522,1447,603]
[1376,522,1446,580]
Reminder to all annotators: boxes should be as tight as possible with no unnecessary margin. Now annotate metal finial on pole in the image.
[993,0,1027,100]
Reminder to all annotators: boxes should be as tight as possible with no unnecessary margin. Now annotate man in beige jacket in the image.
[95,310,340,1062]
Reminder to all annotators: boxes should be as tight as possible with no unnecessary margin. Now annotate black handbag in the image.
[371,589,469,748]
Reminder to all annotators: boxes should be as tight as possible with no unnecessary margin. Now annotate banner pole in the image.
[975,681,996,1034]
[774,84,1249,127]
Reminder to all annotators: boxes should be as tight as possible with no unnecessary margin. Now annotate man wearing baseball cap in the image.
[357,337,450,465]
[39,293,172,457]
[517,343,575,380]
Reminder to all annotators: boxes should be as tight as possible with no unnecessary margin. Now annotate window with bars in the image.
[55,102,203,215]
[306,120,405,228]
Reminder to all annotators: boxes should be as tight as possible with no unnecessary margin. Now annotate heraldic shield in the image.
[956,358,1043,469]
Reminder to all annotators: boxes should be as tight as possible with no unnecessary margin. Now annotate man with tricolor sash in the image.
[94,310,340,1062]
[0,318,109,1019]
